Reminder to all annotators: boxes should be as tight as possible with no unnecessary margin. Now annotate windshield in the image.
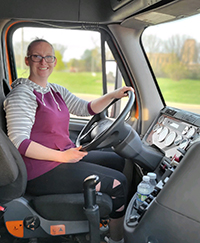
[12,27,127,119]
[142,13,200,115]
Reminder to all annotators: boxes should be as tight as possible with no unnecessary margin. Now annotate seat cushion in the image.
[31,192,112,221]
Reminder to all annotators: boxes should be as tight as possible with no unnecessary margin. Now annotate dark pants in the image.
[26,150,128,219]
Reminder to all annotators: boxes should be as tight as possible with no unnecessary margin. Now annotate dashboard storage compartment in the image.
[124,141,200,243]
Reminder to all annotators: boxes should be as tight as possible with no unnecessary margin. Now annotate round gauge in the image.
[153,124,160,132]
[165,131,176,147]
[158,116,165,124]
[179,138,189,150]
[174,135,182,146]
[158,127,169,142]
[186,127,196,139]
[182,126,189,135]
[157,126,163,134]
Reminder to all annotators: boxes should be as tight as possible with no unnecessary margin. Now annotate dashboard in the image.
[144,106,200,163]
[124,107,200,243]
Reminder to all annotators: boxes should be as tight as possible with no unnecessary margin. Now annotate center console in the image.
[124,106,200,243]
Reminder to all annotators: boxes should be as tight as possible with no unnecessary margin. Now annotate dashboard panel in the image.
[125,107,200,243]
[124,107,200,243]
[144,106,200,162]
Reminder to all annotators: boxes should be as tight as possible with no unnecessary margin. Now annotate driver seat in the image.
[0,80,112,242]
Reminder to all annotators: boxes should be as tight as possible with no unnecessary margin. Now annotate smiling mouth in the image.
[39,67,48,70]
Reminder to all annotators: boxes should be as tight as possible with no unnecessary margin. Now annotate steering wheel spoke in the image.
[76,90,135,151]
[79,122,98,144]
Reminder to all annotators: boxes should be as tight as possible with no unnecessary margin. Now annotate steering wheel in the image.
[76,90,135,151]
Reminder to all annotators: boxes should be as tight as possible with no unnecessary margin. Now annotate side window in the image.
[13,27,102,104]
[12,27,126,119]
[105,42,128,117]
[142,14,200,115]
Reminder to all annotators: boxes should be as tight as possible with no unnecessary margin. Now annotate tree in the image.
[142,34,163,53]
[53,44,67,71]
[81,47,101,72]
[163,57,188,81]
[143,34,200,80]
[142,35,165,77]
[163,36,200,80]
[54,50,65,71]
[196,42,200,63]
[13,41,30,69]
[53,43,67,56]
[67,58,85,72]
[164,34,190,60]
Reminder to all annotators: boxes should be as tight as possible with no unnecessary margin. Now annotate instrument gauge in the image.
[158,116,165,124]
[153,124,160,132]
[157,126,163,134]
[179,138,189,150]
[174,135,183,146]
[158,127,169,142]
[165,131,176,147]
[186,127,196,139]
[182,126,189,135]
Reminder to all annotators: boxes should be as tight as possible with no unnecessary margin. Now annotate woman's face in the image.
[25,41,57,85]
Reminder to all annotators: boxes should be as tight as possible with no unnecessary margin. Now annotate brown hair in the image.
[26,38,55,56]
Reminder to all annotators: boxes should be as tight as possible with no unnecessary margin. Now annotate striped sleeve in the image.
[50,83,95,116]
[3,84,37,149]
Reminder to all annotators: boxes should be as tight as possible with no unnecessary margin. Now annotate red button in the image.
[173,154,180,162]
[0,206,5,211]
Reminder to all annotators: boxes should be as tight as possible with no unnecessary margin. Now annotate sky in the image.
[13,12,200,61]
[144,13,200,41]
[13,28,100,62]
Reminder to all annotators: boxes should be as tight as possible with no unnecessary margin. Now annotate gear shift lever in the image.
[84,174,99,208]
[83,175,100,243]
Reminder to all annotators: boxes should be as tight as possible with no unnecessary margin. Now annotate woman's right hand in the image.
[25,142,88,163]
[61,146,88,163]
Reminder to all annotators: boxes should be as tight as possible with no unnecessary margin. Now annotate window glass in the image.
[142,14,200,115]
[13,27,127,119]
[13,27,102,119]
[105,42,128,117]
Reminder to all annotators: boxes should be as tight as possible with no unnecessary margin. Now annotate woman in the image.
[4,39,134,243]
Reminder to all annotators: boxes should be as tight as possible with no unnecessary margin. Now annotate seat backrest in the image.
[0,79,10,134]
[0,128,27,204]
[0,79,27,205]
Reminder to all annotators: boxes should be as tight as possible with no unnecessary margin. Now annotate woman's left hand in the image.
[112,86,134,99]
[90,86,134,114]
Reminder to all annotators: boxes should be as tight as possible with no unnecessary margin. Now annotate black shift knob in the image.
[83,175,99,209]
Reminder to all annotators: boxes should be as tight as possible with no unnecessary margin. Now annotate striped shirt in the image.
[4,78,95,180]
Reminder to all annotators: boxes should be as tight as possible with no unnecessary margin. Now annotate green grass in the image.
[157,78,200,104]
[17,69,103,95]
[17,69,200,104]
[49,72,102,95]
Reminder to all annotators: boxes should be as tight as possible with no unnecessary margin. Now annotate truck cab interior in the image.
[1,0,200,243]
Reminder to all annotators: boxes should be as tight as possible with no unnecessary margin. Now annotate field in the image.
[17,69,103,95]
[157,78,200,105]
[17,69,200,105]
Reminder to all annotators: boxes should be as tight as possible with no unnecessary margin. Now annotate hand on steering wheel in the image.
[76,90,135,151]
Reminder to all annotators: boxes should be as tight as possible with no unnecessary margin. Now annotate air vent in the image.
[182,114,198,123]
[165,109,176,116]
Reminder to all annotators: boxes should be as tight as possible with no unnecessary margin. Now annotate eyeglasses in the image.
[27,55,56,63]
